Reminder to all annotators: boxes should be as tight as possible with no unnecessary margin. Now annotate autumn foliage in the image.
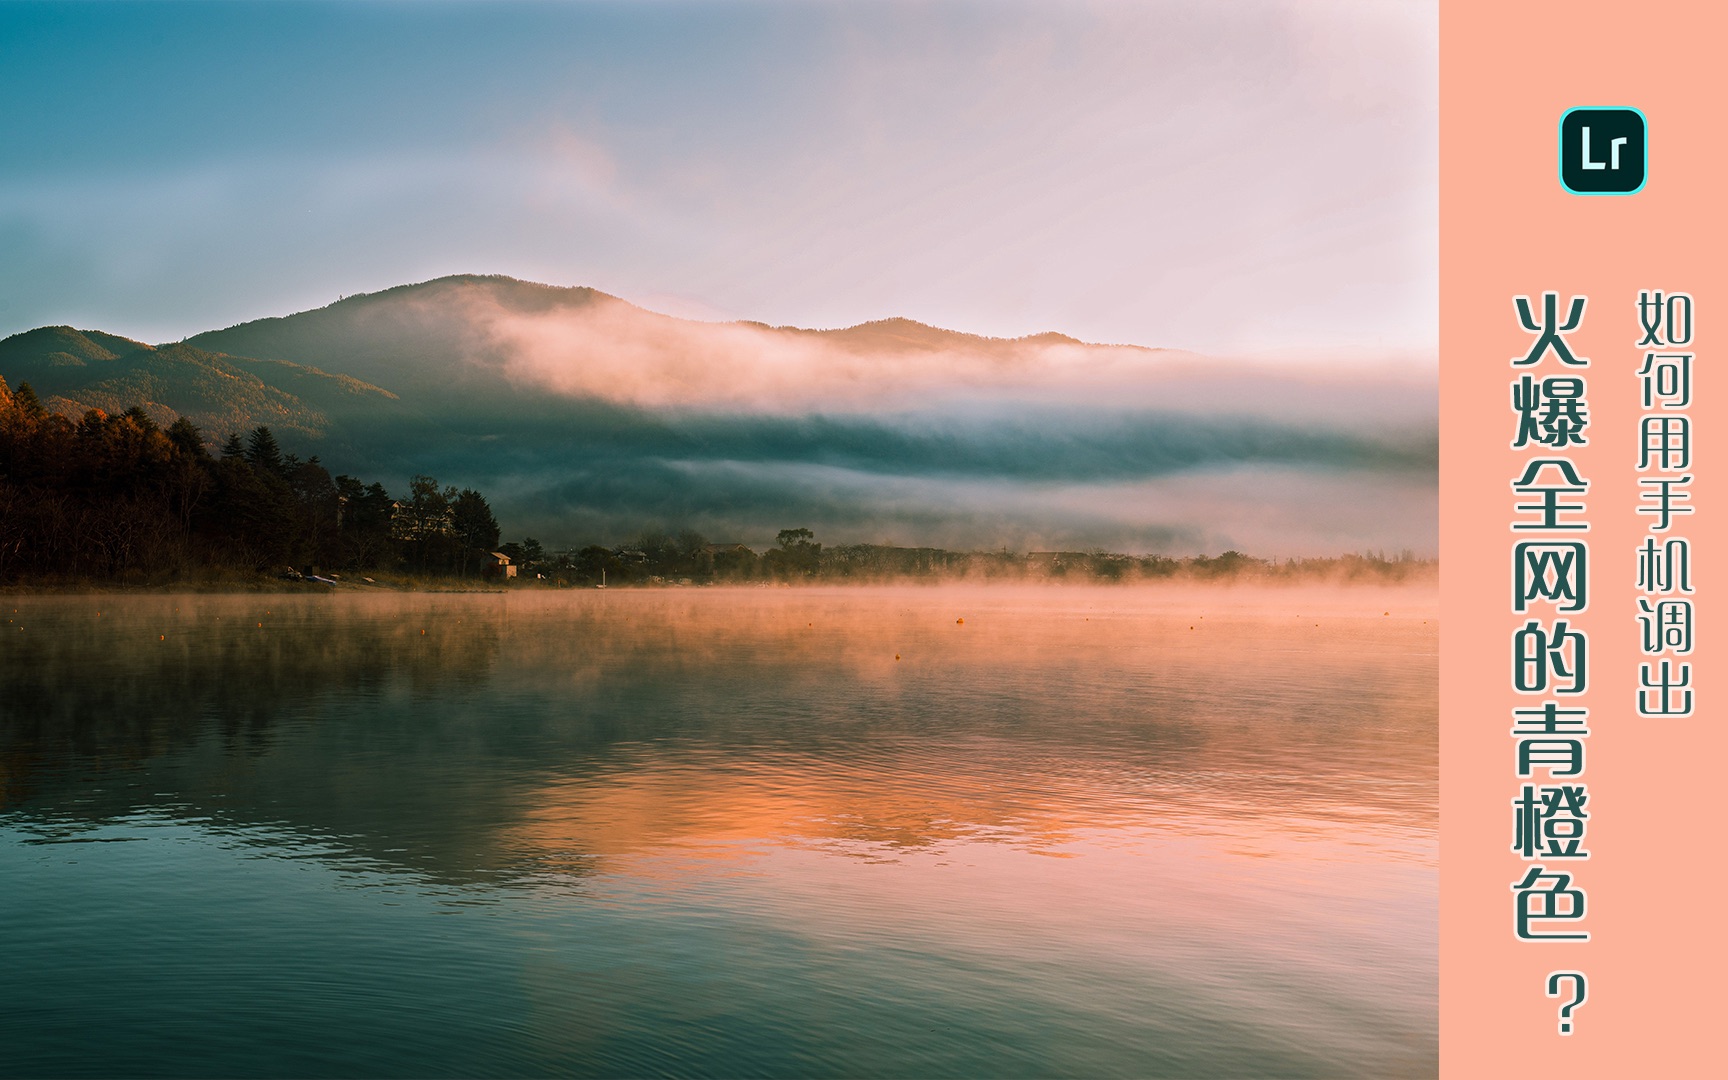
[0,377,497,583]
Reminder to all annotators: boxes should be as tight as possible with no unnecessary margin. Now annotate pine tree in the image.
[167,417,208,459]
[452,489,501,552]
[13,382,47,417]
[245,426,284,475]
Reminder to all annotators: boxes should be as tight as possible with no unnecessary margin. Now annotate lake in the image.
[0,586,1437,1078]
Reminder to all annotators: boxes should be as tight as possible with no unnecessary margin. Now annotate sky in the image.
[0,0,1437,357]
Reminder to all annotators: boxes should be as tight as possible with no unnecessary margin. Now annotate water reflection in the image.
[0,587,1436,1077]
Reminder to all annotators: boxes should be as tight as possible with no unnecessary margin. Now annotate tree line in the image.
[505,527,1433,588]
[2,376,1433,588]
[0,377,499,583]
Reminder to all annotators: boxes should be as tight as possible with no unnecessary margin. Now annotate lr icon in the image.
[1559,108,1647,195]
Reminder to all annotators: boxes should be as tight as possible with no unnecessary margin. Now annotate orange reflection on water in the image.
[498,584,1437,878]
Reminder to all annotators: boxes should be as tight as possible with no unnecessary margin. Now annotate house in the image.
[483,551,517,579]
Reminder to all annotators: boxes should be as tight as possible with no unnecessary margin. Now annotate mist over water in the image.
[1,587,1436,1078]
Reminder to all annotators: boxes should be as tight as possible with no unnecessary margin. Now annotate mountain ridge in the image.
[200,276,1129,353]
[0,326,398,442]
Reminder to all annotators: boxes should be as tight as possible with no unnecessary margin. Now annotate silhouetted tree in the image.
[397,474,461,571]
[287,456,340,569]
[451,489,501,574]
[767,527,821,578]
[245,426,284,476]
[575,544,623,585]
[166,417,205,458]
[12,381,47,417]
[0,390,507,583]
[336,475,396,569]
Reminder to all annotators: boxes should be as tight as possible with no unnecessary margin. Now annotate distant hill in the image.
[0,325,152,368]
[0,325,398,442]
[187,275,1129,413]
[745,315,1097,354]
[188,276,605,398]
[193,275,1110,375]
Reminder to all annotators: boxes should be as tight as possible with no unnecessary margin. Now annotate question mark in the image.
[1546,970,1587,1034]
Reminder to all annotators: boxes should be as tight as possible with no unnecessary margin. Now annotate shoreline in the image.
[2,571,1439,596]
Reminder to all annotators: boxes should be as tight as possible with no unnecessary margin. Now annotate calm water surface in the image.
[1,587,1436,1078]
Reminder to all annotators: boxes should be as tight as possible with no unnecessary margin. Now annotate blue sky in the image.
[0,0,1436,356]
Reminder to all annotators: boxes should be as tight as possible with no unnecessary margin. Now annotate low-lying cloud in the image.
[193,275,1437,556]
[428,285,1435,424]
[352,399,1436,556]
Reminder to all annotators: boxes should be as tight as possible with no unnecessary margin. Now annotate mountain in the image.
[185,275,1168,419]
[0,326,399,443]
[0,325,150,368]
[0,276,1438,555]
[190,276,1109,389]
[188,276,595,401]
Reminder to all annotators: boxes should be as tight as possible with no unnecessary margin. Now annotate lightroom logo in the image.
[1559,108,1647,196]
